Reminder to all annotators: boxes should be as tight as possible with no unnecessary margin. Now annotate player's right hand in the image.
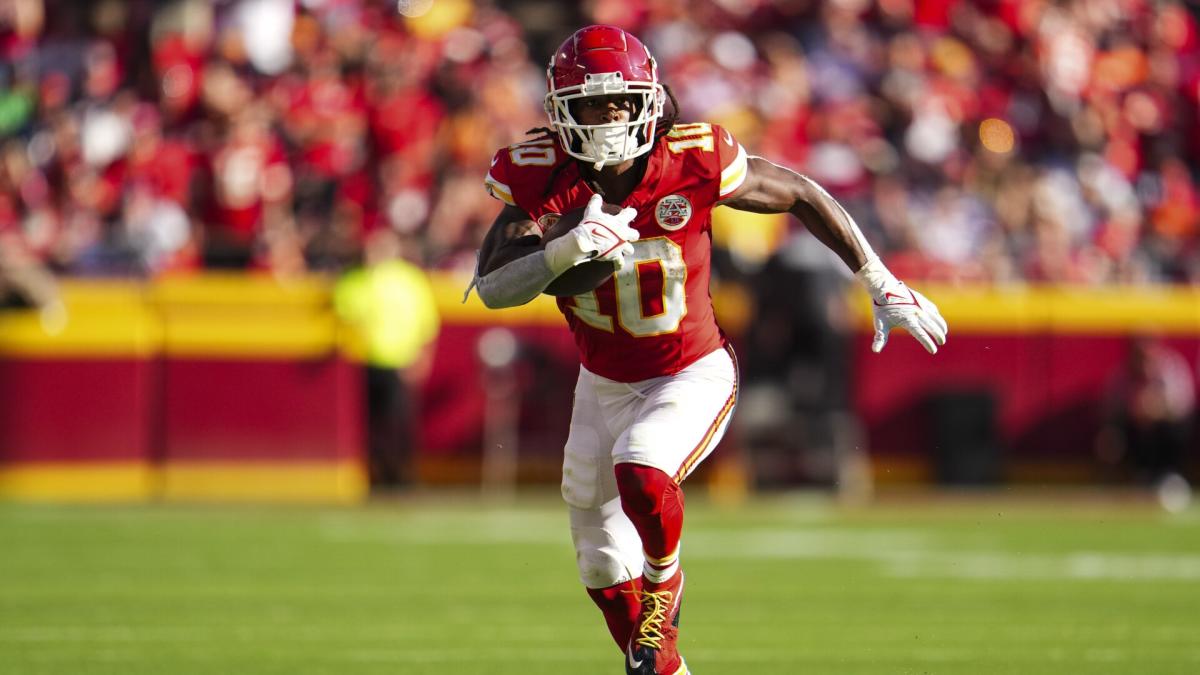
[544,195,639,274]
[577,194,639,264]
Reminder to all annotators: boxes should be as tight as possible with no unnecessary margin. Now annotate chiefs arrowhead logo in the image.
[654,194,692,231]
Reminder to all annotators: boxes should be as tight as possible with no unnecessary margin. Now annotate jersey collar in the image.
[563,136,667,212]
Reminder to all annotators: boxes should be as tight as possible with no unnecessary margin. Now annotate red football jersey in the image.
[485,123,749,382]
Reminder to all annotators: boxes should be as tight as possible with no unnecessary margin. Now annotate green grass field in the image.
[2,491,1199,674]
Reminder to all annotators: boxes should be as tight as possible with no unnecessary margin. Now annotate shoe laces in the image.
[624,588,674,650]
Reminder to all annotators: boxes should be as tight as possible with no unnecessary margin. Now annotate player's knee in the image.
[575,547,629,588]
[614,462,674,516]
[561,474,600,509]
[561,445,601,509]
[569,507,637,588]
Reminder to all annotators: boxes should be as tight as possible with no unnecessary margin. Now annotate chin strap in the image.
[579,126,642,170]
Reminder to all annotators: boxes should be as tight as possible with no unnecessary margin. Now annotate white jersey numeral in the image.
[665,122,714,154]
[569,289,614,332]
[569,237,686,338]
[509,141,557,166]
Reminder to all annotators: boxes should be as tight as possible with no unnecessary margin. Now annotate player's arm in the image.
[719,157,948,354]
[478,204,543,276]
[470,203,555,309]
[718,157,874,271]
[471,197,637,309]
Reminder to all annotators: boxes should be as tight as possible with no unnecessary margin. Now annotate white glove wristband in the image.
[854,257,898,299]
[543,228,597,276]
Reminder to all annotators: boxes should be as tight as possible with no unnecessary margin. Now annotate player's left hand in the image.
[856,258,948,354]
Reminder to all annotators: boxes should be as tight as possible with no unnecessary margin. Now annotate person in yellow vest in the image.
[334,228,440,488]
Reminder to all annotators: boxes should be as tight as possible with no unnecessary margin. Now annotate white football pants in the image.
[562,346,738,589]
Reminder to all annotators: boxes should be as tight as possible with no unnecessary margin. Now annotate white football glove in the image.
[578,194,639,266]
[856,258,948,354]
[544,194,639,274]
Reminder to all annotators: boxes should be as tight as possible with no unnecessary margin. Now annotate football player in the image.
[470,25,947,675]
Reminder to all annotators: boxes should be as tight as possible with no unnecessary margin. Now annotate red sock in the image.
[614,463,684,570]
[586,578,643,650]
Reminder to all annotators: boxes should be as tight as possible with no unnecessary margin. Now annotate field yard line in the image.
[342,648,606,663]
[882,550,1200,580]
[685,529,1200,581]
[0,626,202,642]
[314,519,1200,581]
[685,529,932,558]
[316,512,567,545]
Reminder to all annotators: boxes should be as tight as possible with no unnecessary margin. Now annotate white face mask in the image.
[578,124,638,170]
[545,71,665,169]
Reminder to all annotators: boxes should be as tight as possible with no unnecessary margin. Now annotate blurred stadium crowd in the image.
[1,0,1199,288]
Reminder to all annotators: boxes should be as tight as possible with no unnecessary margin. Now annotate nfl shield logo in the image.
[655,195,692,231]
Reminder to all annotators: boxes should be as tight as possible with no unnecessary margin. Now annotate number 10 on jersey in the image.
[569,237,686,338]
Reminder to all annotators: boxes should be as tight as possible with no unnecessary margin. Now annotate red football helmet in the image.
[545,25,665,168]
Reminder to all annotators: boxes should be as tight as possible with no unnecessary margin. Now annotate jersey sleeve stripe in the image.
[718,144,748,197]
[484,174,516,206]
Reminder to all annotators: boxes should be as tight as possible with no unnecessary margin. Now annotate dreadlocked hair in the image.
[657,83,681,138]
[524,126,556,140]
[524,83,683,197]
